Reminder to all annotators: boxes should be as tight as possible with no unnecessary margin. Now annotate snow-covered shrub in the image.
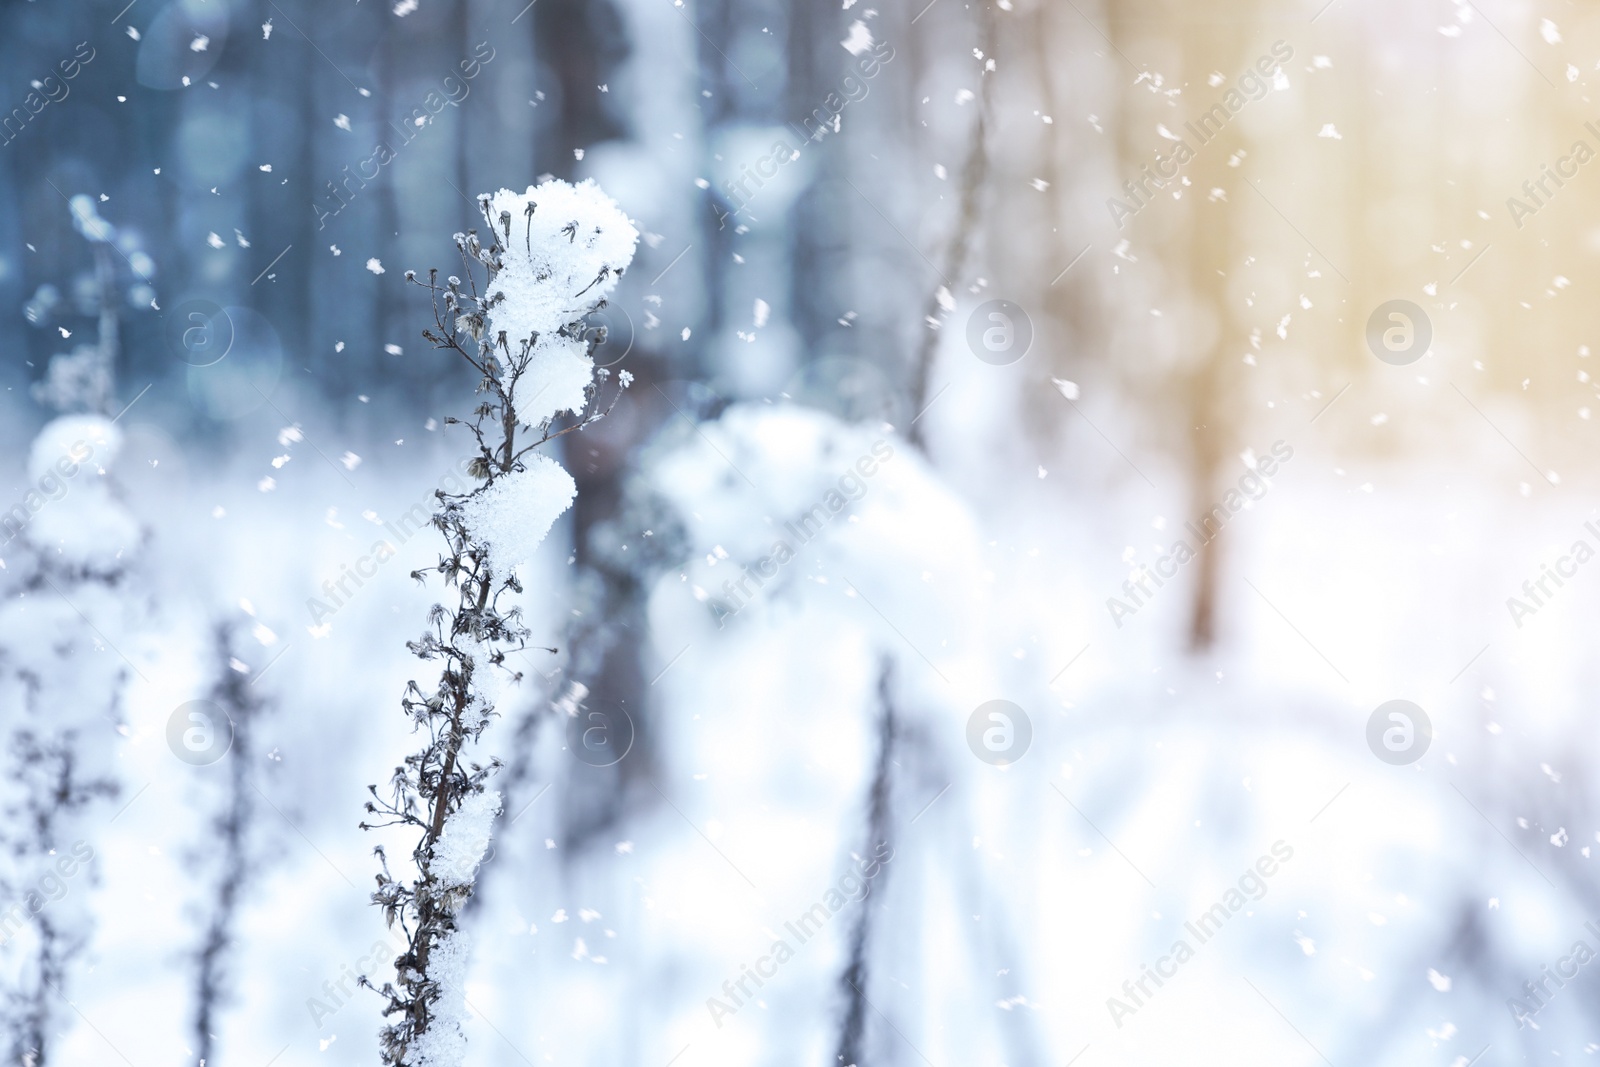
[189,620,272,1067]
[551,403,999,1060]
[0,211,144,1063]
[362,179,636,1067]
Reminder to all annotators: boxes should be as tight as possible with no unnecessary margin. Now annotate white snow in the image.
[69,195,113,242]
[457,453,577,570]
[508,335,595,427]
[431,790,502,890]
[403,930,472,1067]
[30,345,113,413]
[21,415,139,570]
[841,20,873,55]
[478,179,638,426]
[1051,377,1080,400]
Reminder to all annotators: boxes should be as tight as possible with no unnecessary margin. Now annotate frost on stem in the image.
[362,179,636,1067]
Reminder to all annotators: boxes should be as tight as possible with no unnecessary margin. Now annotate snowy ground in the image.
[0,366,1584,1065]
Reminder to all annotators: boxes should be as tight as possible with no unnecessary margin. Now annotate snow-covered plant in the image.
[27,193,152,418]
[595,403,992,1056]
[191,620,268,1067]
[0,196,145,1067]
[361,179,636,1067]
[9,194,143,574]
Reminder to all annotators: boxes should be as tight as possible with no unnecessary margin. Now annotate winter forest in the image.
[3,0,1600,1064]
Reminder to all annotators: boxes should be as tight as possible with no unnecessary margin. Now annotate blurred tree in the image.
[1107,0,1259,649]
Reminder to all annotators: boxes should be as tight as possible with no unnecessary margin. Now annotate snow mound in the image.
[431,790,501,890]
[29,414,121,481]
[480,179,638,425]
[458,453,577,570]
[15,415,140,570]
[646,403,977,575]
[511,334,594,426]
[638,403,991,705]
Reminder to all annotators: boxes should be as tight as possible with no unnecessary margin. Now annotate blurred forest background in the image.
[3,0,1600,1064]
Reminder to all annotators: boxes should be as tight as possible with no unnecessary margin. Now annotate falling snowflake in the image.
[841,19,873,55]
